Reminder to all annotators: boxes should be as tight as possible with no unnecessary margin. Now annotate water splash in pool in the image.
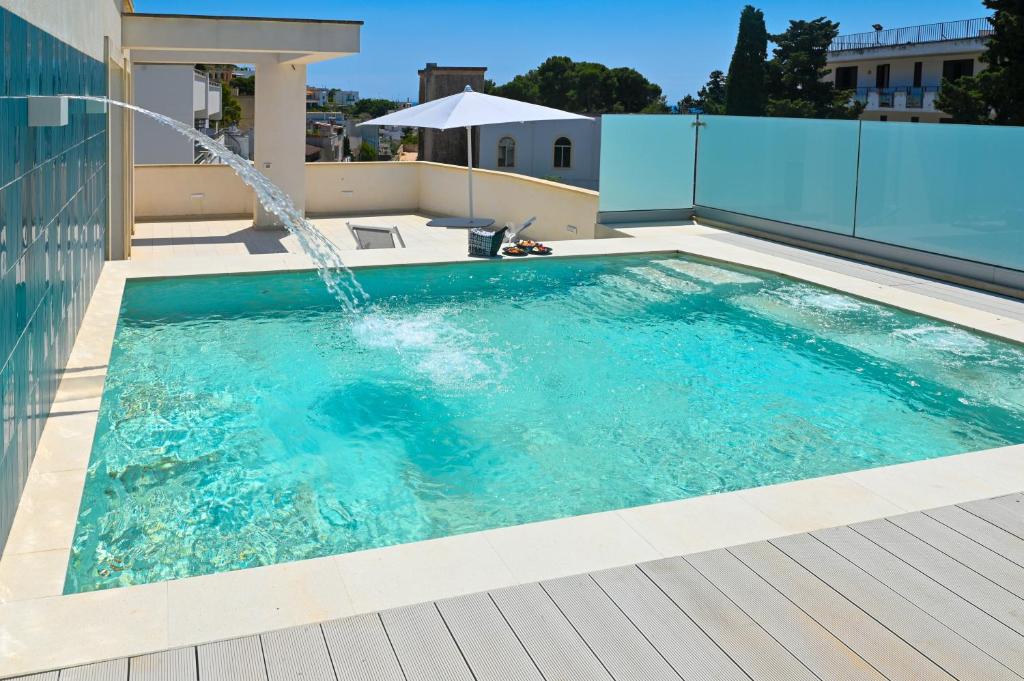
[69,95,369,312]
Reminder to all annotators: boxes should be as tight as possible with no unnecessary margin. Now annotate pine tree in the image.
[935,2,1024,124]
[765,18,862,119]
[699,70,728,114]
[725,6,768,116]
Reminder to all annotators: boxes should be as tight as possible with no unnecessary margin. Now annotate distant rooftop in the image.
[829,17,992,52]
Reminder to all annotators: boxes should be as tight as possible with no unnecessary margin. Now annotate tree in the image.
[219,82,242,127]
[610,67,664,113]
[640,96,671,113]
[490,57,666,113]
[765,17,862,119]
[342,135,351,160]
[725,6,768,116]
[700,70,728,113]
[676,94,698,113]
[676,70,727,114]
[230,75,254,95]
[935,1,1024,124]
[357,140,377,162]
[570,62,616,112]
[350,98,395,119]
[534,56,577,109]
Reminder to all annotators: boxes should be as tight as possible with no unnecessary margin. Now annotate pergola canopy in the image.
[123,13,362,65]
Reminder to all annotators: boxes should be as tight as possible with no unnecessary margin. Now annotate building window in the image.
[553,137,572,168]
[910,116,920,123]
[497,136,516,168]
[942,59,975,81]
[835,66,857,90]
[875,64,890,89]
[913,62,923,88]
[879,115,888,122]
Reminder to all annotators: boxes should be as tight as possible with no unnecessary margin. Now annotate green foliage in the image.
[349,98,395,119]
[357,140,377,162]
[219,82,242,127]
[342,135,351,159]
[400,127,419,146]
[934,78,991,122]
[490,57,665,113]
[230,75,254,96]
[677,70,727,114]
[640,96,672,113]
[765,17,863,119]
[725,6,768,116]
[934,1,1024,125]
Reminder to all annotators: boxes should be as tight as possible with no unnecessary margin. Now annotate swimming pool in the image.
[65,255,1024,592]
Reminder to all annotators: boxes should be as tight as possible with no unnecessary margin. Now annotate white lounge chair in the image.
[346,223,406,250]
[503,216,537,244]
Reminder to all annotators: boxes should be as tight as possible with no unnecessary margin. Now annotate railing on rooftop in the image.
[829,17,991,52]
[598,114,1024,274]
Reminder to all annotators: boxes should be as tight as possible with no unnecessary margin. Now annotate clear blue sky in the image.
[134,0,989,103]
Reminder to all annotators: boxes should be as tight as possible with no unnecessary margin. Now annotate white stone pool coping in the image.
[1,223,1023,677]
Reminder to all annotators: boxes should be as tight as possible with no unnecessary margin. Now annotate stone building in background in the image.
[417,63,486,165]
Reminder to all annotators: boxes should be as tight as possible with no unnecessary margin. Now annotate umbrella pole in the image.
[466,125,474,220]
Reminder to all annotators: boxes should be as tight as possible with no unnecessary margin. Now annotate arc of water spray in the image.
[31,95,370,313]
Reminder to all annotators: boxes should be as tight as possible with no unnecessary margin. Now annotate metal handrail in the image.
[844,86,941,96]
[829,17,991,52]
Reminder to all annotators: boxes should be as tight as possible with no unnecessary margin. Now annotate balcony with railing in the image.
[829,17,991,53]
[846,86,941,111]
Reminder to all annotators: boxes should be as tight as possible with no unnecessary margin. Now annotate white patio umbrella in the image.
[360,86,592,226]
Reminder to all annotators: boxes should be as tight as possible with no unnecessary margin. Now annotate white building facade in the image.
[825,17,990,123]
[134,64,222,164]
[478,118,601,190]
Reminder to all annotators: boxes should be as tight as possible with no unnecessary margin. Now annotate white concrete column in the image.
[254,62,307,228]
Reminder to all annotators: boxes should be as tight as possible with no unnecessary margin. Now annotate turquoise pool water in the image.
[66,255,1024,592]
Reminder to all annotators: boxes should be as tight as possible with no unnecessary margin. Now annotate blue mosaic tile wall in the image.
[0,7,108,551]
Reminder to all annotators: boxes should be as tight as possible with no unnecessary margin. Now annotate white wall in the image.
[135,164,255,218]
[478,118,601,190]
[133,64,196,164]
[135,161,600,241]
[825,52,986,90]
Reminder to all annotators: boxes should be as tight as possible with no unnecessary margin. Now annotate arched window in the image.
[553,137,572,169]
[497,136,516,168]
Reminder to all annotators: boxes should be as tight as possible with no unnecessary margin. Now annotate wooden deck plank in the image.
[490,582,614,681]
[960,495,1024,539]
[540,572,681,681]
[687,548,884,681]
[260,624,336,681]
[853,519,1024,636]
[57,659,129,681]
[773,532,1018,681]
[639,556,817,681]
[891,512,1024,598]
[379,602,473,681]
[590,564,748,681]
[436,591,543,681]
[815,525,1024,677]
[728,541,953,681]
[926,505,1024,568]
[197,636,268,681]
[128,648,197,681]
[322,614,404,681]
